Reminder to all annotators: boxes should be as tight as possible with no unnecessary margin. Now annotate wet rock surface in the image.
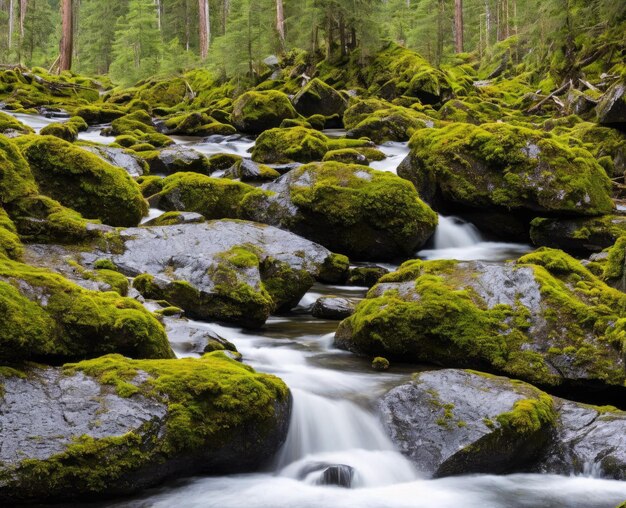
[312,296,356,320]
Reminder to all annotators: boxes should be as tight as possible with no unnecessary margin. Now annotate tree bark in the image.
[199,0,209,60]
[59,0,73,72]
[19,0,26,38]
[8,0,14,50]
[454,0,463,53]
[276,0,285,52]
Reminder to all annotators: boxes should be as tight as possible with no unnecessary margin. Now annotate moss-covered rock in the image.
[0,207,22,260]
[0,353,290,503]
[231,90,298,134]
[21,136,148,227]
[149,172,264,219]
[380,369,557,477]
[73,104,126,125]
[336,249,626,391]
[604,237,626,292]
[0,135,38,203]
[162,111,236,137]
[343,98,434,143]
[0,258,173,363]
[39,122,78,142]
[104,110,156,136]
[242,162,438,260]
[102,220,348,327]
[223,159,281,182]
[140,145,214,175]
[530,215,626,254]
[292,78,347,119]
[0,111,33,136]
[399,122,614,217]
[252,126,328,164]
[362,42,452,104]
[322,148,369,165]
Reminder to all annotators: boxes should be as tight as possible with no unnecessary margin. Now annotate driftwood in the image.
[526,80,572,114]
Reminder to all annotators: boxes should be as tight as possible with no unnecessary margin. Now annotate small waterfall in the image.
[433,215,483,249]
[276,389,418,487]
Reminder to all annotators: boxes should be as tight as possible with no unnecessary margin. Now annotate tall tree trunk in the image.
[454,0,463,53]
[276,0,285,52]
[59,0,73,72]
[19,0,26,38]
[155,0,161,31]
[199,0,209,60]
[338,13,346,57]
[8,0,14,51]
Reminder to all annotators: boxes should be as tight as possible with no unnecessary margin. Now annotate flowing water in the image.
[5,112,626,507]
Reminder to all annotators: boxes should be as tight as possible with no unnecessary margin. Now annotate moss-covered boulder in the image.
[336,249,626,391]
[73,104,126,125]
[242,162,438,260]
[362,43,452,104]
[530,215,626,254]
[604,237,626,292]
[252,126,328,164]
[0,111,33,136]
[223,159,281,182]
[0,353,290,503]
[380,369,557,477]
[140,145,214,175]
[149,172,264,219]
[21,136,148,227]
[398,122,614,217]
[162,111,236,137]
[343,98,434,143]
[0,258,172,363]
[104,110,156,136]
[231,90,298,134]
[0,207,22,260]
[292,78,347,119]
[100,220,349,327]
[39,122,78,142]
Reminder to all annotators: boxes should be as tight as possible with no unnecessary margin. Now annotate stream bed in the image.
[8,111,626,508]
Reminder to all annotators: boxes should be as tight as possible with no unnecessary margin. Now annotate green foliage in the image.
[110,0,163,86]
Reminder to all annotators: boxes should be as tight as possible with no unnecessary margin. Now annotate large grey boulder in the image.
[380,369,626,480]
[379,369,556,477]
[336,250,626,392]
[242,162,438,260]
[0,355,290,503]
[97,220,349,327]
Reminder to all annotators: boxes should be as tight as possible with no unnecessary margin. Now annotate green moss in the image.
[496,394,556,435]
[39,122,78,142]
[0,207,23,260]
[371,357,389,370]
[252,127,328,164]
[343,97,434,143]
[322,148,368,164]
[94,258,117,271]
[152,172,265,219]
[244,161,437,260]
[0,258,172,362]
[231,90,298,134]
[338,251,626,388]
[0,135,39,204]
[2,353,288,499]
[106,110,155,136]
[73,105,126,124]
[403,122,614,216]
[0,111,34,135]
[604,237,626,284]
[22,136,148,227]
